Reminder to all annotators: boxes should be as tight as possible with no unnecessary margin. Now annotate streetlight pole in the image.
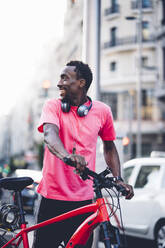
[128,90,134,159]
[126,0,142,157]
[136,0,142,157]
[95,0,101,101]
[126,0,143,157]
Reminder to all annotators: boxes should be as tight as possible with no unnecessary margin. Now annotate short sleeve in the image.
[38,99,60,133]
[98,106,116,141]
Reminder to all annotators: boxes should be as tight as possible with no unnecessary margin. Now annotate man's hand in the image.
[116,181,134,199]
[66,153,88,174]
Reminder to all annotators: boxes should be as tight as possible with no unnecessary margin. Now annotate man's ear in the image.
[79,79,86,88]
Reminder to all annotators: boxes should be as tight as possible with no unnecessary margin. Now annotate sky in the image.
[0,0,66,116]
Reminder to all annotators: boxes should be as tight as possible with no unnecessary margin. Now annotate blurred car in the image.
[11,169,42,214]
[118,157,165,248]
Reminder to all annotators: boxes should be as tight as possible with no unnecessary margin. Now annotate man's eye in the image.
[62,75,67,81]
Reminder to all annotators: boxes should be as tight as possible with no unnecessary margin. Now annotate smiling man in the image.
[32,61,134,248]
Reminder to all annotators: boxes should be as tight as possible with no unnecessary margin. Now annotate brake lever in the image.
[104,177,129,196]
[115,184,128,196]
[98,167,111,180]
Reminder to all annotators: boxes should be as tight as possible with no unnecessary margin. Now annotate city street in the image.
[123,235,155,248]
[0,0,164,247]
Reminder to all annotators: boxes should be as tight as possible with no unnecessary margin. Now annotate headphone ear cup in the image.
[61,101,71,113]
[77,105,89,117]
[77,97,92,117]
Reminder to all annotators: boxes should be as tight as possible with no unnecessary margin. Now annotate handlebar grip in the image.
[63,157,76,167]
[63,157,90,180]
[63,157,98,180]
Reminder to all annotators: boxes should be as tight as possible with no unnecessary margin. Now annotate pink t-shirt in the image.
[37,98,116,201]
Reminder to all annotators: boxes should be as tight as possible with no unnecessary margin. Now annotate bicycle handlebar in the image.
[63,157,128,196]
[63,157,98,179]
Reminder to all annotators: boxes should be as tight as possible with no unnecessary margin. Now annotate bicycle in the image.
[0,158,128,248]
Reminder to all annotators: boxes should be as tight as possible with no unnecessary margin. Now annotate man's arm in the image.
[103,140,121,178]
[43,123,87,172]
[44,123,69,160]
[103,140,134,199]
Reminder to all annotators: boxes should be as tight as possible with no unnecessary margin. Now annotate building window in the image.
[162,0,165,25]
[112,0,117,5]
[111,0,118,12]
[101,92,117,120]
[142,0,152,8]
[131,0,152,10]
[141,56,148,67]
[110,61,117,71]
[123,92,136,120]
[141,89,153,120]
[110,27,117,46]
[104,0,119,16]
[142,21,149,40]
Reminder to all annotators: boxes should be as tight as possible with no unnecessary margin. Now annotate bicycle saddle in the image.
[0,177,34,191]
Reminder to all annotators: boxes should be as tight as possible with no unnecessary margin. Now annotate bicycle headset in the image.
[61,96,92,117]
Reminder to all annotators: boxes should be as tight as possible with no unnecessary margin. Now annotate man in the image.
[33,60,134,248]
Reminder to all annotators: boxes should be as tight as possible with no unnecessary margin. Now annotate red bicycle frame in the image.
[2,198,110,248]
[0,167,126,248]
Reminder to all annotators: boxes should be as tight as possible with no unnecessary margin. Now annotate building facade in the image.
[2,0,164,166]
[29,0,165,161]
[100,0,165,159]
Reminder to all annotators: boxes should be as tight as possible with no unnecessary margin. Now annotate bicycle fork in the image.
[100,221,122,248]
[94,178,122,248]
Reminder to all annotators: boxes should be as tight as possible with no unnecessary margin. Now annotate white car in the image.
[119,157,165,248]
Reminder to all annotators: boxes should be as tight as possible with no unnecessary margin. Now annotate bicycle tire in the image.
[0,235,12,248]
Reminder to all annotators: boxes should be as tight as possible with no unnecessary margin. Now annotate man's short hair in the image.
[66,61,93,92]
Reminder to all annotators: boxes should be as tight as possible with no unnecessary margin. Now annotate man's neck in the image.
[71,94,88,106]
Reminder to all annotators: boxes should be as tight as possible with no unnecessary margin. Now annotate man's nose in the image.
[57,80,63,88]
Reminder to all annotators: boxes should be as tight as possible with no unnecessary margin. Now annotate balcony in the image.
[103,35,155,49]
[104,4,120,16]
[131,0,153,9]
[157,26,165,40]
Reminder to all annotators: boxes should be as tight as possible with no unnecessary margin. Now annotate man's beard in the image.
[62,94,77,106]
[62,95,72,105]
